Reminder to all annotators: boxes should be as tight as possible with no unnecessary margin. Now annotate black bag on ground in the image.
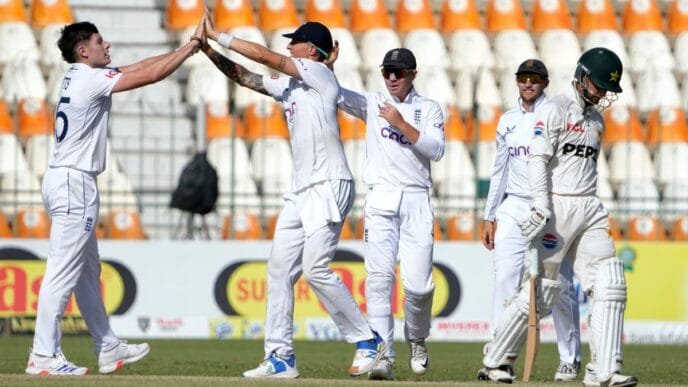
[170,152,218,215]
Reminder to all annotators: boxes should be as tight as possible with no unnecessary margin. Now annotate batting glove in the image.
[519,206,551,242]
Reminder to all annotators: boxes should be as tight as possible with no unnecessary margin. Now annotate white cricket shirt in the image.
[49,63,122,175]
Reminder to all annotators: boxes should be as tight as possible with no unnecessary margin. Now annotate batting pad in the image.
[404,287,434,342]
[484,278,562,368]
[590,258,627,383]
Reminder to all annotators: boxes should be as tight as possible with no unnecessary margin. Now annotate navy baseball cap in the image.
[381,48,417,70]
[282,22,333,57]
[515,59,549,78]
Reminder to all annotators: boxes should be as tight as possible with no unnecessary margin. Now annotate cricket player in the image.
[201,15,385,378]
[334,48,444,380]
[26,21,203,375]
[478,48,637,387]
[481,59,582,382]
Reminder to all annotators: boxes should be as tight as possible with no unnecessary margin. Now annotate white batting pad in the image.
[590,258,627,383]
[404,288,434,342]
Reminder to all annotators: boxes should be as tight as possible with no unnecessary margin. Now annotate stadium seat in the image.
[440,0,481,33]
[627,215,666,241]
[404,29,449,70]
[30,0,73,28]
[268,26,296,57]
[499,70,519,111]
[443,106,471,143]
[207,136,254,181]
[608,141,656,186]
[607,217,623,240]
[597,148,610,181]
[343,139,366,197]
[166,0,203,30]
[330,28,361,71]
[646,107,688,146]
[350,0,391,33]
[232,65,271,111]
[18,98,51,141]
[602,105,645,147]
[433,140,475,197]
[627,31,674,74]
[304,0,345,28]
[493,30,538,73]
[597,177,617,214]
[662,180,688,222]
[104,211,146,239]
[538,30,581,69]
[653,143,688,186]
[616,179,660,221]
[476,105,501,142]
[395,0,435,33]
[359,28,401,72]
[0,211,12,238]
[438,173,478,217]
[577,0,617,34]
[98,170,139,218]
[338,111,366,142]
[185,63,229,106]
[668,0,688,35]
[205,101,246,141]
[25,133,54,178]
[363,68,388,94]
[636,68,681,116]
[486,0,526,33]
[214,0,255,31]
[414,68,456,114]
[0,133,32,176]
[475,140,497,182]
[0,22,39,65]
[670,216,688,241]
[545,65,576,98]
[222,211,263,239]
[15,209,50,238]
[250,136,293,186]
[2,60,47,103]
[334,67,364,94]
[622,0,662,35]
[448,29,495,75]
[0,101,12,134]
[445,211,479,240]
[258,0,299,33]
[0,0,25,23]
[39,24,67,68]
[454,68,476,113]
[530,0,572,33]
[615,74,637,110]
[674,33,688,74]
[243,100,289,142]
[474,67,501,111]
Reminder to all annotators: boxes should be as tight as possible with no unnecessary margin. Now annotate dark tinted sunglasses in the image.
[381,68,413,80]
[516,74,546,84]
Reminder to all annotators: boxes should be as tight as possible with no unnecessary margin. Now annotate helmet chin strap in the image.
[575,76,617,113]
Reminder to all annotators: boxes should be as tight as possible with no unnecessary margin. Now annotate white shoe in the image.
[582,363,638,387]
[349,332,387,376]
[409,339,429,375]
[98,342,150,374]
[554,360,580,381]
[368,357,394,380]
[26,351,88,376]
[477,365,515,384]
[243,354,299,378]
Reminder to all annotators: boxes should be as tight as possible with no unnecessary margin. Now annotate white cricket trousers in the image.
[364,189,435,361]
[493,195,581,363]
[33,167,119,357]
[264,180,372,359]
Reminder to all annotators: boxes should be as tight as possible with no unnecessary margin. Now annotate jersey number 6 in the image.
[55,96,70,143]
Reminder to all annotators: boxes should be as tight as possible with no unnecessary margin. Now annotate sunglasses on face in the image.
[516,74,545,84]
[381,68,412,80]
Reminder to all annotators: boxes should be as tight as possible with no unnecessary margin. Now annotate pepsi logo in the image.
[542,233,558,249]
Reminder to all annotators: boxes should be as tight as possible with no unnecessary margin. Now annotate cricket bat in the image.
[522,244,539,382]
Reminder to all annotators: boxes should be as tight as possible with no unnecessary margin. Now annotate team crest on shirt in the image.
[414,109,421,126]
[534,121,545,135]
[85,217,94,232]
[541,233,558,249]
[105,69,118,78]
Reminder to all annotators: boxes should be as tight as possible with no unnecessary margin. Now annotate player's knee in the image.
[592,258,627,302]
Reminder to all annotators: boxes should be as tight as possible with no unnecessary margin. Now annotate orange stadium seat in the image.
[338,111,366,142]
[15,209,50,238]
[0,101,13,134]
[608,217,623,240]
[444,106,472,142]
[265,213,279,239]
[446,212,478,240]
[668,0,688,36]
[0,0,26,23]
[339,218,355,240]
[670,216,688,241]
[627,215,666,241]
[577,0,617,35]
[104,211,146,239]
[206,101,247,141]
[304,0,346,28]
[18,98,52,141]
[440,0,481,33]
[258,0,299,33]
[244,100,289,142]
[622,0,662,35]
[166,0,203,31]
[396,0,435,33]
[433,219,445,241]
[30,0,73,28]
[602,106,645,147]
[222,212,262,239]
[214,0,255,30]
[477,105,501,141]
[350,0,391,33]
[486,0,526,33]
[0,211,12,238]
[531,0,572,34]
[646,107,688,145]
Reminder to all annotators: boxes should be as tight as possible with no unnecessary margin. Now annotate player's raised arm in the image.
[200,39,268,96]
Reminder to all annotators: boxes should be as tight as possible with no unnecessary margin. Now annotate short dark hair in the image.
[58,22,99,63]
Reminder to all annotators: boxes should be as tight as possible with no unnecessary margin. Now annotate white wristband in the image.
[218,33,234,49]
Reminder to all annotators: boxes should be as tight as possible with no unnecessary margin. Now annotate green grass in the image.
[1,336,686,386]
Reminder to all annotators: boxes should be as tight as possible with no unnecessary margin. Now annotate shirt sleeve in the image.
[89,67,122,99]
[292,57,338,100]
[413,101,445,161]
[483,117,510,221]
[528,103,560,211]
[262,74,291,101]
[337,87,368,121]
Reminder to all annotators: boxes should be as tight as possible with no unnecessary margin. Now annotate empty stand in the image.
[0,133,32,177]
[243,100,289,142]
[0,211,11,237]
[15,209,51,238]
[616,179,660,221]
[98,170,139,218]
[40,24,68,69]
[414,68,456,114]
[2,61,47,104]
[499,70,519,111]
[446,211,479,240]
[608,141,656,186]
[0,101,12,134]
[485,0,526,33]
[622,0,662,35]
[165,0,203,30]
[105,211,146,239]
[636,68,682,116]
[538,30,581,69]
[493,30,538,73]
[530,0,572,33]
[330,28,361,71]
[304,0,346,28]
[448,29,495,75]
[359,28,402,71]
[627,215,666,241]
[669,0,688,36]
[222,211,263,239]
[205,102,246,141]
[258,0,299,33]
[18,98,51,141]
[662,181,688,221]
[334,67,365,94]
[577,0,617,34]
[670,216,688,241]
[0,22,39,65]
[185,63,230,106]
[646,107,688,146]
[440,0,481,33]
[443,106,471,143]
[214,0,255,31]
[350,0,391,33]
[0,0,25,23]
[30,0,73,28]
[403,29,449,70]
[674,32,688,74]
[395,0,435,33]
[602,105,645,147]
[654,143,688,186]
[250,136,293,187]
[433,140,475,196]
[628,31,674,74]
[597,177,617,214]
[25,133,54,179]
[338,111,366,142]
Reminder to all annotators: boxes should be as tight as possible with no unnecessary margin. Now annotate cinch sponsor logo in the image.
[508,145,529,157]
[542,233,558,249]
[381,127,411,145]
[562,143,598,160]
[0,247,136,317]
[213,249,461,319]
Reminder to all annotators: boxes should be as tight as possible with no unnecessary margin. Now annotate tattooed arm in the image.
[203,45,269,96]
